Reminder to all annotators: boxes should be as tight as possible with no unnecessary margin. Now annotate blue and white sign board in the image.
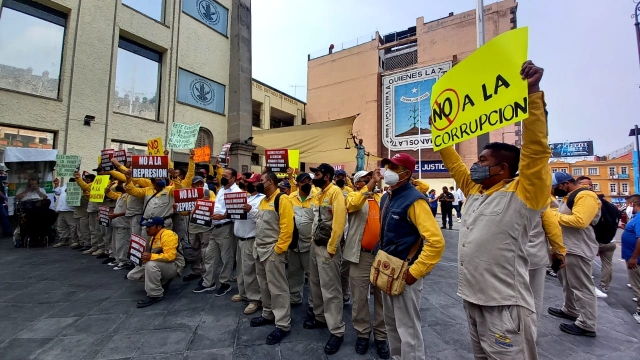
[182,0,228,36]
[414,160,448,174]
[177,69,226,114]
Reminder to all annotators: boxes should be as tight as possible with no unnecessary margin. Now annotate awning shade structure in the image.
[252,115,382,164]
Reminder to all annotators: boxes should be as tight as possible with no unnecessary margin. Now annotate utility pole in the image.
[289,85,305,97]
[475,0,490,155]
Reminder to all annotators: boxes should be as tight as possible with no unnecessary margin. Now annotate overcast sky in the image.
[252,0,640,156]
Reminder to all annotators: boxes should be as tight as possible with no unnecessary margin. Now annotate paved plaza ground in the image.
[0,223,639,359]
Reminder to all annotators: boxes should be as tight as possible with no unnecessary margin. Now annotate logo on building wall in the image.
[197,0,220,26]
[190,78,215,106]
[382,61,452,151]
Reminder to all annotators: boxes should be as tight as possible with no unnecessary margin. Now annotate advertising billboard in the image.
[549,141,594,158]
[382,61,452,151]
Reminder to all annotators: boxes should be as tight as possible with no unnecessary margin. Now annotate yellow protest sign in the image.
[89,175,110,203]
[147,137,164,155]
[430,27,528,151]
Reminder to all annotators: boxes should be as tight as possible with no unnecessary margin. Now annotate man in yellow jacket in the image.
[128,216,185,308]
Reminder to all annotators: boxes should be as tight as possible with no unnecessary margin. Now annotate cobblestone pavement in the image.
[0,224,639,359]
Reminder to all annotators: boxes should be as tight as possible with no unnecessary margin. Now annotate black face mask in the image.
[115,186,125,193]
[335,179,345,188]
[312,178,326,188]
[553,187,568,197]
[247,183,256,194]
[256,182,266,194]
[300,183,312,194]
[237,182,246,190]
[220,177,230,187]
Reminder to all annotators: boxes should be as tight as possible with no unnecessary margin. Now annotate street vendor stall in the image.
[4,147,58,215]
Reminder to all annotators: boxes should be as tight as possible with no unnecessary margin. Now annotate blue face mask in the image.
[0,175,7,181]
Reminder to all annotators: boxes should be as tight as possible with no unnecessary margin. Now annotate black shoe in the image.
[183,273,201,282]
[560,323,596,337]
[162,278,173,292]
[303,318,328,329]
[440,226,446,229]
[306,306,315,320]
[101,257,114,264]
[193,283,216,293]
[266,328,290,345]
[78,246,91,251]
[123,263,135,271]
[215,283,232,297]
[355,337,369,355]
[375,339,390,359]
[250,316,275,327]
[136,296,163,308]
[548,307,578,322]
[449,226,453,230]
[96,253,110,259]
[324,334,344,355]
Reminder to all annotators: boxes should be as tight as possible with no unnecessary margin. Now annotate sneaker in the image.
[634,312,640,324]
[244,301,261,315]
[101,257,114,264]
[324,334,344,355]
[633,297,638,302]
[547,269,557,278]
[457,219,461,223]
[595,287,608,298]
[266,328,290,345]
[183,273,201,282]
[215,283,232,297]
[69,242,81,249]
[629,283,633,289]
[82,247,98,255]
[232,294,247,302]
[52,242,68,248]
[107,261,119,266]
[559,323,596,337]
[92,249,105,256]
[136,296,163,308]
[193,283,216,293]
[113,264,127,271]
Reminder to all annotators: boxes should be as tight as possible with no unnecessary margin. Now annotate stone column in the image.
[227,0,254,171]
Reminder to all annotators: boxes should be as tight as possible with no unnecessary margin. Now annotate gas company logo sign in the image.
[190,78,215,106]
[197,0,220,26]
[382,61,452,151]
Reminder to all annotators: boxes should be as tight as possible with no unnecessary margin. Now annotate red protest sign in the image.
[193,146,211,163]
[113,150,127,164]
[173,187,205,212]
[265,149,289,173]
[130,156,169,178]
[334,164,345,171]
[99,206,110,227]
[218,143,231,168]
[225,192,247,220]
[191,199,214,227]
[101,149,114,171]
[128,233,147,266]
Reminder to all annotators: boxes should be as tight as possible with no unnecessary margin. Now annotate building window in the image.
[572,168,583,176]
[552,168,558,173]
[0,0,66,99]
[251,153,260,166]
[177,68,226,114]
[113,38,162,121]
[195,127,213,149]
[110,141,147,155]
[122,0,164,22]
[622,183,629,194]
[610,183,617,194]
[560,168,568,173]
[0,126,55,151]
[182,0,229,36]
[592,183,600,192]
[609,167,616,176]
[587,167,598,176]
[621,166,628,175]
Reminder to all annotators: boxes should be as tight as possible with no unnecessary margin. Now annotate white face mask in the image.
[384,170,400,186]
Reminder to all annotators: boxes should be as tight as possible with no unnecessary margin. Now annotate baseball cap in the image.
[381,153,416,171]
[353,170,373,183]
[141,216,164,228]
[279,180,291,189]
[296,173,311,183]
[156,179,167,188]
[335,169,347,177]
[192,176,205,184]
[198,169,207,175]
[245,173,261,183]
[552,172,573,187]
[309,163,335,178]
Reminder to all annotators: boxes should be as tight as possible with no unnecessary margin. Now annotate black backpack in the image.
[567,188,621,244]
[274,193,299,250]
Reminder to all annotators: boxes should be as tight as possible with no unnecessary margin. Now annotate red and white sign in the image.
[130,156,169,179]
[265,149,289,173]
[101,149,115,171]
[333,164,345,171]
[225,192,247,220]
[173,187,205,212]
[191,200,214,227]
[218,143,232,168]
[113,150,127,164]
[128,233,147,266]
[99,206,110,227]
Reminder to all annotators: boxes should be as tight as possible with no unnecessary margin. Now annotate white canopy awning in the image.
[4,147,58,162]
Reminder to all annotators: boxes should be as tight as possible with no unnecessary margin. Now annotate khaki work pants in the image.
[113,226,131,264]
[188,230,211,276]
[598,242,617,291]
[88,212,104,249]
[350,251,386,340]
[464,301,538,360]
[237,238,260,301]
[57,212,77,244]
[528,266,546,326]
[127,261,179,297]
[256,250,291,331]
[129,215,143,237]
[288,249,312,306]
[102,225,113,253]
[309,242,345,336]
[627,266,640,313]
[340,250,351,301]
[557,253,598,332]
[202,223,235,288]
[76,216,90,246]
[382,277,424,360]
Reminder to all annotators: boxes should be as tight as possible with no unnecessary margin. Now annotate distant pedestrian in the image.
[438,187,454,230]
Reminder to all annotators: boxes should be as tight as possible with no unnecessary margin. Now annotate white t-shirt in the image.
[16,186,47,201]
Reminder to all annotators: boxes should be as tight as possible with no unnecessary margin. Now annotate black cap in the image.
[296,173,311,183]
[309,163,335,178]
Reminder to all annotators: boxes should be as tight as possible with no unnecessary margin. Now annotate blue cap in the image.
[279,180,291,189]
[335,169,347,177]
[295,173,311,183]
[552,172,573,187]
[156,179,167,188]
[141,216,164,228]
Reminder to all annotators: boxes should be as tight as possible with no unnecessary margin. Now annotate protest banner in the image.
[265,149,289,173]
[101,149,115,171]
[126,152,132,164]
[334,164,345,171]
[99,206,110,227]
[128,234,147,266]
[113,150,127,164]
[225,192,247,220]
[430,27,528,151]
[218,143,231,167]
[174,187,205,212]
[167,122,201,149]
[89,175,110,202]
[130,156,169,179]
[56,155,81,177]
[193,146,211,163]
[191,200,214,227]
[147,137,164,155]
[66,182,82,206]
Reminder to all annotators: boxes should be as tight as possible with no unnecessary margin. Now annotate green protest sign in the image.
[167,122,201,149]
[66,182,82,206]
[56,155,81,177]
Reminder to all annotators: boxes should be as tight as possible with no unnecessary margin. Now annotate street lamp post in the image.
[634,2,640,68]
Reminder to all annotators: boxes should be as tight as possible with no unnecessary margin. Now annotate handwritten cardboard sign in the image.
[167,122,201,149]
[66,182,82,206]
[191,199,213,227]
[89,175,110,203]
[193,146,211,163]
[128,234,147,266]
[225,192,247,220]
[174,187,205,212]
[130,156,169,179]
[147,137,164,155]
[56,155,81,177]
[99,206,110,227]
